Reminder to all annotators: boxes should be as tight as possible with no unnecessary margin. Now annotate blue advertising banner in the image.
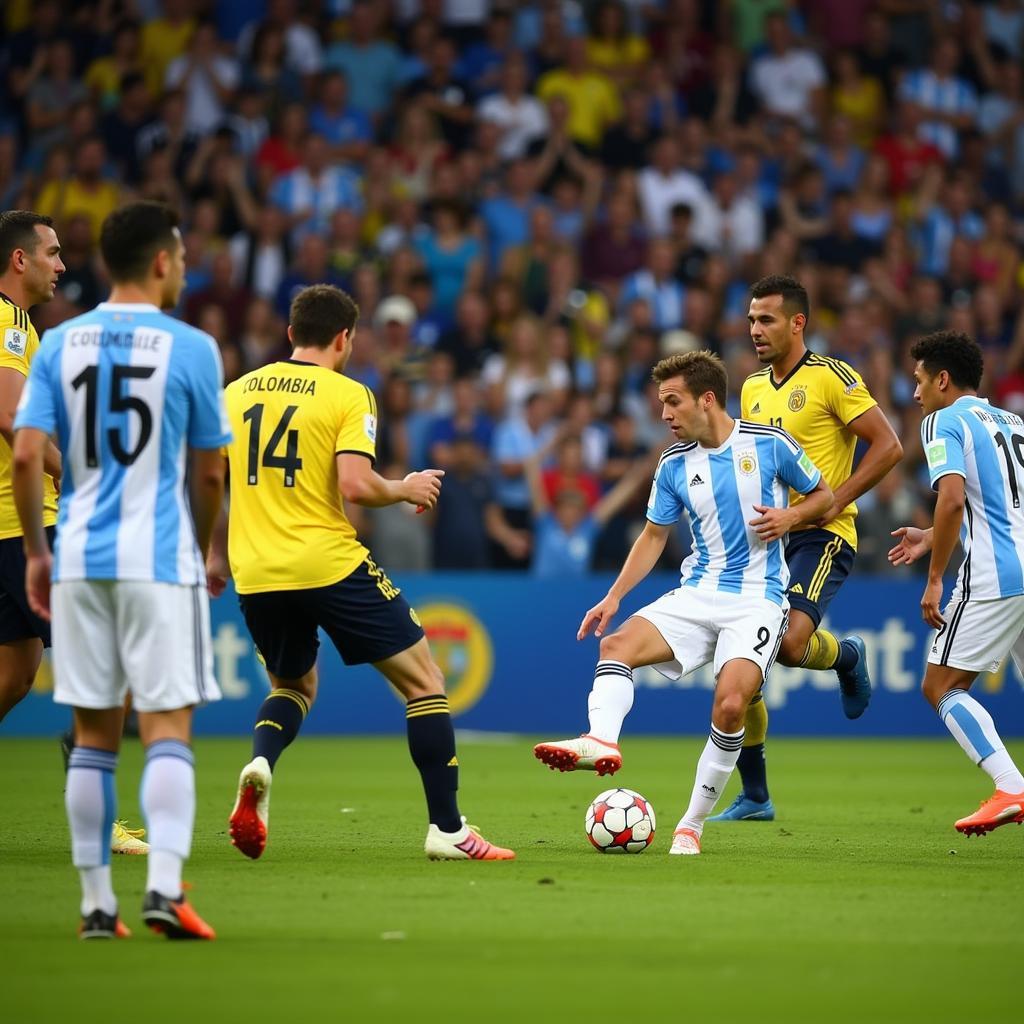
[4,574,1023,737]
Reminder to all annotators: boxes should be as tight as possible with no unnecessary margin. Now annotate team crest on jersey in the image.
[788,387,807,412]
[364,413,377,442]
[738,451,757,476]
[4,327,26,357]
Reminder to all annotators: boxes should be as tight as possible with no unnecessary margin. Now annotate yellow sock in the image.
[743,694,768,746]
[799,629,841,671]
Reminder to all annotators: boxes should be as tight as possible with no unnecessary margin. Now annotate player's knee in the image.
[921,674,946,710]
[714,692,749,732]
[403,660,446,701]
[0,670,34,710]
[597,632,630,664]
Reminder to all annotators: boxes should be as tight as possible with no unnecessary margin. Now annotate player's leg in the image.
[672,599,786,854]
[922,598,1024,835]
[117,581,218,938]
[50,580,132,939]
[375,636,515,860]
[229,590,319,858]
[319,557,513,859]
[67,707,131,938]
[776,532,868,718]
[534,614,675,773]
[0,636,42,721]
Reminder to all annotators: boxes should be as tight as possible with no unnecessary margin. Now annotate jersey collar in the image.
[768,349,811,390]
[96,302,160,312]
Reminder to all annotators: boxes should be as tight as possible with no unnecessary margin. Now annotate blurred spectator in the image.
[238,296,288,371]
[25,38,89,164]
[140,0,196,99]
[373,294,429,382]
[52,213,104,315]
[437,290,500,377]
[585,0,650,87]
[748,12,827,131]
[165,20,239,136]
[582,192,645,299]
[490,388,559,569]
[230,203,290,301]
[402,36,474,151]
[388,105,449,202]
[480,156,544,272]
[324,0,401,122]
[482,314,572,417]
[638,135,715,242]
[270,133,363,242]
[432,432,529,570]
[310,71,372,165]
[414,199,483,320]
[240,22,303,112]
[536,36,621,148]
[831,49,884,149]
[477,54,548,161]
[619,239,685,332]
[237,0,323,81]
[275,233,347,319]
[184,250,252,338]
[898,35,977,161]
[35,135,120,242]
[456,8,515,99]
[100,73,154,185]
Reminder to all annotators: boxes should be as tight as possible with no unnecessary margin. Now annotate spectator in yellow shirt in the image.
[35,137,121,243]
[84,19,144,110]
[584,0,650,87]
[140,0,196,97]
[537,37,621,149]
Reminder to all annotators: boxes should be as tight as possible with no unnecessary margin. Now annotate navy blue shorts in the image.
[238,555,425,680]
[784,528,856,627]
[0,526,56,647]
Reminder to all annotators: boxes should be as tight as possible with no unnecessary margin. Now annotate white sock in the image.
[676,726,745,836]
[587,661,634,743]
[141,739,195,898]
[66,747,118,915]
[80,866,116,917]
[936,689,1024,790]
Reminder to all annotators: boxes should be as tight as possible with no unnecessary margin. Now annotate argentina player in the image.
[534,351,833,855]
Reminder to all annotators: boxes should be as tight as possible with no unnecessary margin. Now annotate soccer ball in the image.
[585,788,656,853]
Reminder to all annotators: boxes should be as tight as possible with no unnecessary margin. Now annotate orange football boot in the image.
[954,790,1024,836]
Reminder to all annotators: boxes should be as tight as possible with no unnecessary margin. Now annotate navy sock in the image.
[252,689,309,770]
[835,639,859,673]
[736,744,770,803]
[406,695,461,833]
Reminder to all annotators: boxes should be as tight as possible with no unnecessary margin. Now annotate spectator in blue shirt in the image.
[324,0,401,121]
[309,70,372,164]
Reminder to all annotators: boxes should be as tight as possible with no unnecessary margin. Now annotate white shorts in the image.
[633,588,788,682]
[927,595,1024,675]
[52,580,221,712]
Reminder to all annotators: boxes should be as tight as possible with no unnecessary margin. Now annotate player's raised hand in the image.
[578,594,620,640]
[888,526,931,566]
[24,552,52,622]
[749,504,797,542]
[404,468,444,512]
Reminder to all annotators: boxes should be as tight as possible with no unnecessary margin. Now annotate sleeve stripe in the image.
[336,448,376,464]
[362,384,377,418]
[808,355,857,387]
[738,421,801,454]
[922,412,937,444]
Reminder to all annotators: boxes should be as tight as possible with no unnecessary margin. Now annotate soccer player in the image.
[0,212,64,722]
[533,351,834,855]
[710,274,902,822]
[0,211,147,854]
[211,284,514,862]
[12,201,230,939]
[889,331,1024,836]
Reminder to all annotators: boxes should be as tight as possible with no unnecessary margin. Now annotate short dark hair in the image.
[289,285,359,348]
[910,331,984,390]
[0,210,53,271]
[750,274,810,320]
[99,201,179,282]
[652,350,728,407]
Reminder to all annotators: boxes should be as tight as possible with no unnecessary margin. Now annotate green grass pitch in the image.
[2,735,1021,1024]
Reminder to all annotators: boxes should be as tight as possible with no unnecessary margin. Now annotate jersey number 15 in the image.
[71,364,155,467]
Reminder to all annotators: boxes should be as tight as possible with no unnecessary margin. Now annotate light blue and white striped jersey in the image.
[922,396,1024,601]
[647,420,822,606]
[15,302,232,585]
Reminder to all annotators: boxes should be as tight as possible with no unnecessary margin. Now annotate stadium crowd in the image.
[2,0,1023,577]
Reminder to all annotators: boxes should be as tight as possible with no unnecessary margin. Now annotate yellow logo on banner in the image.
[416,602,493,715]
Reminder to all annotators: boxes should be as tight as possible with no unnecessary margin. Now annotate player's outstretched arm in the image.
[578,519,671,640]
[888,526,933,566]
[337,451,444,510]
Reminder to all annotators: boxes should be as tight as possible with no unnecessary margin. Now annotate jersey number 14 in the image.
[243,403,303,487]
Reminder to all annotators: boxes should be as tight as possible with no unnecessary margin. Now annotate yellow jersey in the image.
[741,352,877,550]
[0,294,58,539]
[224,359,377,594]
